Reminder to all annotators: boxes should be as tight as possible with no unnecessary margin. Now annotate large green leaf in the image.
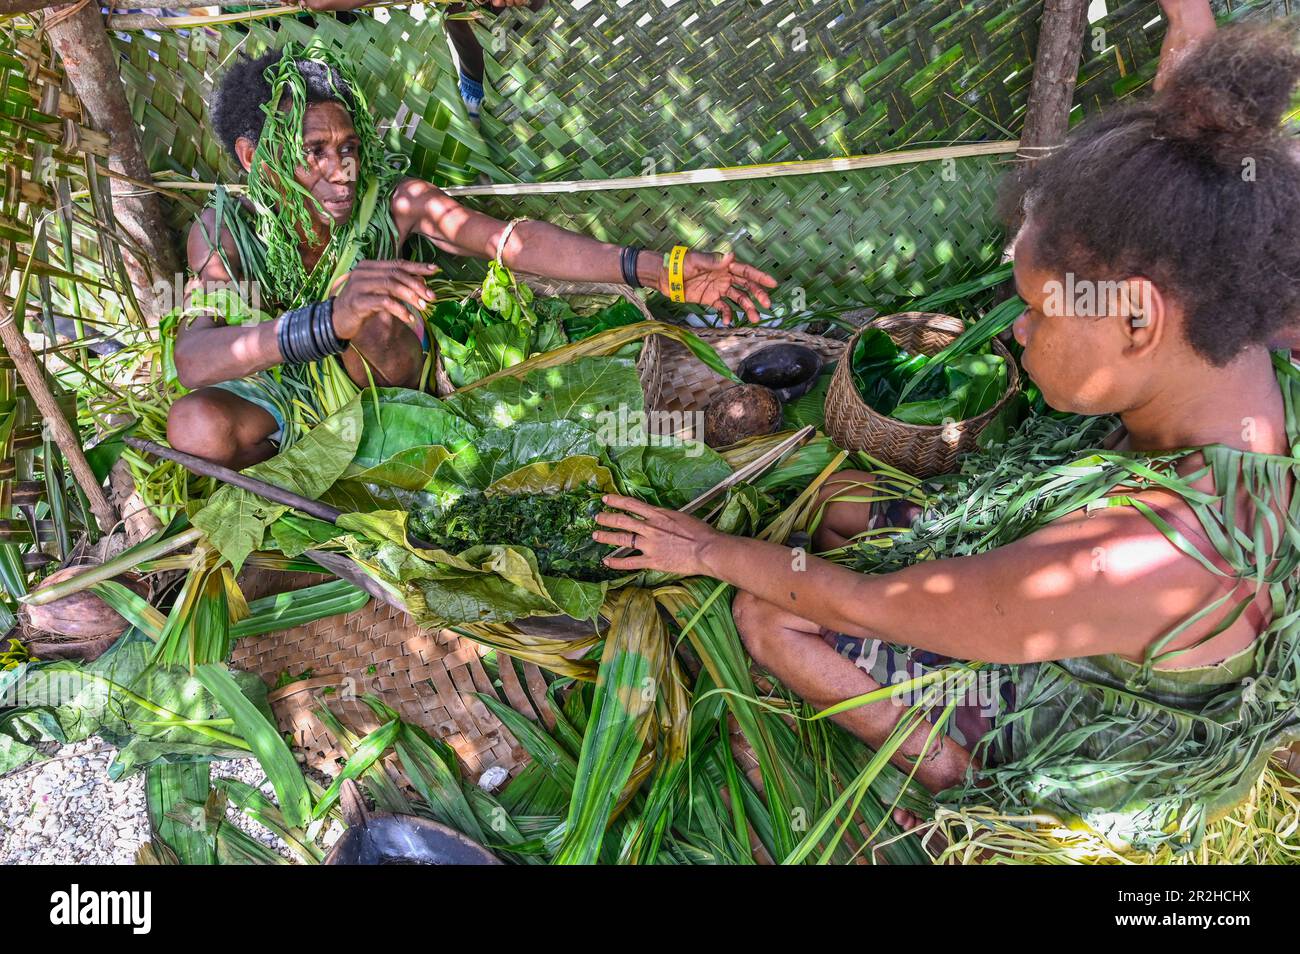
[193,397,363,573]
[443,420,602,491]
[609,441,732,508]
[352,536,608,625]
[442,355,643,431]
[345,445,452,492]
[354,388,480,466]
[14,637,262,777]
[487,455,618,496]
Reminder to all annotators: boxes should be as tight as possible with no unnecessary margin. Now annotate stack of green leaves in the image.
[427,263,651,388]
[426,263,564,389]
[850,327,1007,425]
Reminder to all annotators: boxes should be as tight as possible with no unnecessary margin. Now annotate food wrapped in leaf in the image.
[409,490,616,582]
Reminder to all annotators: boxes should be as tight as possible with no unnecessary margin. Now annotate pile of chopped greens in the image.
[850,326,1007,425]
[409,489,616,582]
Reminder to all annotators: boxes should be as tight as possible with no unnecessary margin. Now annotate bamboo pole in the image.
[0,298,118,533]
[1017,0,1089,170]
[44,0,180,326]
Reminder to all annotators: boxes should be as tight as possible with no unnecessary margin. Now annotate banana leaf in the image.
[851,327,1007,424]
[193,396,363,572]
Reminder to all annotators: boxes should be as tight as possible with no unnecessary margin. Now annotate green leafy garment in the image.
[849,354,1300,851]
[172,42,409,442]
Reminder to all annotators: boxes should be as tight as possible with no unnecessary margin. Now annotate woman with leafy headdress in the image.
[592,24,1300,849]
[166,42,777,468]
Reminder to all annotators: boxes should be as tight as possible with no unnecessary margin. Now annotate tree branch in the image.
[45,1,181,325]
[0,299,119,533]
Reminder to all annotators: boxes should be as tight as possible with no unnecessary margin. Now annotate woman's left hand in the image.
[593,494,725,576]
[661,251,778,326]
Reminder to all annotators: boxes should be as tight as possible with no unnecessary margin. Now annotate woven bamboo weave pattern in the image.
[460,153,1010,308]
[477,0,1277,181]
[229,591,543,781]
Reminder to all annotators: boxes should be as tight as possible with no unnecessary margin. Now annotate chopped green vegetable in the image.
[409,490,616,582]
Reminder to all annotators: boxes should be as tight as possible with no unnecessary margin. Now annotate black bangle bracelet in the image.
[304,302,325,358]
[277,310,294,364]
[621,245,643,289]
[277,301,345,365]
[317,299,346,354]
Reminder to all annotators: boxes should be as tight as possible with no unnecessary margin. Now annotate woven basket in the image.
[230,569,554,785]
[642,326,846,441]
[824,312,1020,479]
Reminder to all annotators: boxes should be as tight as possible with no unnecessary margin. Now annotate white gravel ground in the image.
[0,737,323,864]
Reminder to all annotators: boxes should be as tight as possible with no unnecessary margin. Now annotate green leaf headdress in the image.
[244,41,407,305]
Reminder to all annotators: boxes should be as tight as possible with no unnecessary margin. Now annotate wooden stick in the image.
[113,141,1023,199]
[0,299,118,534]
[124,436,344,525]
[45,0,180,325]
[1017,0,1089,169]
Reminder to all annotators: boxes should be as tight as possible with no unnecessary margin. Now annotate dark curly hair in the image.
[1003,24,1300,366]
[210,49,358,164]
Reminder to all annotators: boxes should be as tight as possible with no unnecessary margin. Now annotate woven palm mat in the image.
[230,571,552,784]
[478,0,1278,181]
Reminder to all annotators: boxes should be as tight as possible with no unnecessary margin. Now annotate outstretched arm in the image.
[594,494,1230,665]
[392,178,778,324]
[1155,0,1216,91]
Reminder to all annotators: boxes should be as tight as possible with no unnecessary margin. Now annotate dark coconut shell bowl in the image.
[737,343,823,402]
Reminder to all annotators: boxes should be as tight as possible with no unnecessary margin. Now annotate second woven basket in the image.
[824,312,1020,479]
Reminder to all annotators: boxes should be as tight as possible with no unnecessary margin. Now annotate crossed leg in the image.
[732,469,975,823]
[167,314,423,469]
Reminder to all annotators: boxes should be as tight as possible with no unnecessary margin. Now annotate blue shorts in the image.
[210,319,429,444]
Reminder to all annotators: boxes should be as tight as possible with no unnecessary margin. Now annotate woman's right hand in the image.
[329,260,439,340]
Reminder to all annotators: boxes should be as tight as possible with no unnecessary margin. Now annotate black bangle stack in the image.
[620,245,643,288]
[276,298,346,365]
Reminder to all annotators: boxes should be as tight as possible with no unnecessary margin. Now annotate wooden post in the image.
[0,0,61,13]
[0,299,118,533]
[1017,0,1089,170]
[44,1,180,325]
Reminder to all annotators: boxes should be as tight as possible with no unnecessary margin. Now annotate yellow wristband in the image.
[667,245,688,303]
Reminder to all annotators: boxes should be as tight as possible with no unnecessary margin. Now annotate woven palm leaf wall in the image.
[1,0,1289,316]
[446,148,1014,308]
[96,0,1285,309]
[476,0,1286,180]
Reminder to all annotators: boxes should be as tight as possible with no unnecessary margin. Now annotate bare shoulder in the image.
[186,207,241,281]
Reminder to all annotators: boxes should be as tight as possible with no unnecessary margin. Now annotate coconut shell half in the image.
[22,565,149,660]
[703,383,783,448]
